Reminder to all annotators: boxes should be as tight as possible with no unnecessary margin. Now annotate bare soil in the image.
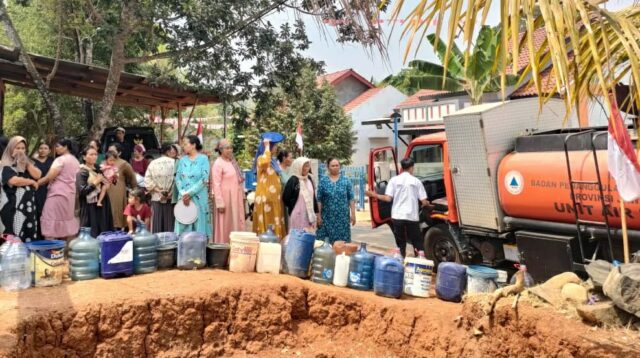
[0,270,637,357]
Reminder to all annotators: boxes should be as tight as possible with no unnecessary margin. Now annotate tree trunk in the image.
[82,38,95,133]
[90,2,133,140]
[0,2,64,138]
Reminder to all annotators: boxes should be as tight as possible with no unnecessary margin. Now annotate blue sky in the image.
[269,1,634,82]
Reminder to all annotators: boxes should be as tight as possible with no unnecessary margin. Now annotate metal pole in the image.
[392,109,401,155]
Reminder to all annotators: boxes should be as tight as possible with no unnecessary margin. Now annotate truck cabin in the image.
[369,131,453,227]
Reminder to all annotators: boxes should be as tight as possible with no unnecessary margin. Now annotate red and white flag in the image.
[607,97,640,202]
[295,122,303,150]
[196,120,203,144]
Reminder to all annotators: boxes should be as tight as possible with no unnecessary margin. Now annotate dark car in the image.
[101,126,161,158]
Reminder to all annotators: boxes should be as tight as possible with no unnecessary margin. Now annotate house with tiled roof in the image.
[318,69,407,166]
[391,28,598,135]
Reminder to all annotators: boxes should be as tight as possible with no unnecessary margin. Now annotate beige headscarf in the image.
[291,157,316,223]
[0,136,30,173]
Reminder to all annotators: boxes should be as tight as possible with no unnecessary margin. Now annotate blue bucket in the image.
[466,265,498,294]
[26,240,66,287]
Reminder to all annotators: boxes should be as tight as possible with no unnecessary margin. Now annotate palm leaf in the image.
[383,0,640,124]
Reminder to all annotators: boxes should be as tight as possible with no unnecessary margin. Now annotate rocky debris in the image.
[561,283,588,304]
[585,260,613,289]
[577,301,635,327]
[603,264,640,318]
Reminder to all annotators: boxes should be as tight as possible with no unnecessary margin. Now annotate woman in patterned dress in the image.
[174,135,211,238]
[252,138,285,240]
[0,136,42,242]
[317,158,356,243]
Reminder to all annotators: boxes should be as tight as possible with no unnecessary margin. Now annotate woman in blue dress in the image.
[174,135,212,238]
[317,158,356,243]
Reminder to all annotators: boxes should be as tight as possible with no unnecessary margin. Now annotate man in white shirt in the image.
[366,158,430,256]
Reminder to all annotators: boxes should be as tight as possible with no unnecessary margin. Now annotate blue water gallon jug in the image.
[0,236,31,291]
[311,238,336,284]
[177,232,207,270]
[348,243,375,290]
[284,229,316,278]
[69,227,100,281]
[133,223,158,274]
[98,231,134,278]
[259,225,279,243]
[435,262,467,302]
[374,250,404,298]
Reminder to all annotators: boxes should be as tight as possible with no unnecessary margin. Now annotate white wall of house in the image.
[348,86,407,167]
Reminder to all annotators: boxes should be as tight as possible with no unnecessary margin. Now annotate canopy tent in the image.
[0,45,218,138]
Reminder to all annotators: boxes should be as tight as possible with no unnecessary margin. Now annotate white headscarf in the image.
[290,157,316,223]
[0,136,30,173]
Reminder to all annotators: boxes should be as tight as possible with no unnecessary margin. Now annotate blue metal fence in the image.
[318,164,367,211]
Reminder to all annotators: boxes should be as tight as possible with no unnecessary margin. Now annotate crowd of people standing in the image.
[0,129,358,247]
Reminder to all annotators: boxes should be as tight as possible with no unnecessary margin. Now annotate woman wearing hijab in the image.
[252,138,285,239]
[0,136,42,241]
[38,138,80,240]
[283,157,318,232]
[211,139,245,244]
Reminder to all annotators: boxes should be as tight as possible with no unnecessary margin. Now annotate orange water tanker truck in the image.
[368,98,639,282]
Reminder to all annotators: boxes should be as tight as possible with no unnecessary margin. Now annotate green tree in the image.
[382,26,516,104]
[249,65,354,164]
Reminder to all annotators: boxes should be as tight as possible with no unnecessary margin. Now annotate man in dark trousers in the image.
[366,157,430,257]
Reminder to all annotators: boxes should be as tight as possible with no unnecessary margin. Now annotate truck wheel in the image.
[424,224,461,268]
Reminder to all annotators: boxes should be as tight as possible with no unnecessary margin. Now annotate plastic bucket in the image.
[157,244,176,269]
[207,243,230,268]
[26,240,66,287]
[466,265,499,294]
[229,232,259,273]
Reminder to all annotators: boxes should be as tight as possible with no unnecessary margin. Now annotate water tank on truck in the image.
[497,129,640,261]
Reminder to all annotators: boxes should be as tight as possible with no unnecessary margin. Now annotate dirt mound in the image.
[0,271,637,357]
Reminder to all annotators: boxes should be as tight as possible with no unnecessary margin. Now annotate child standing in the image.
[97,151,119,207]
[124,188,151,234]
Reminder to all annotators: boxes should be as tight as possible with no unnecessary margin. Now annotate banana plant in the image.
[384,26,516,105]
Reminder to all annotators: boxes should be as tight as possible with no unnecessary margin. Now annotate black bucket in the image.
[206,243,230,268]
[157,244,177,269]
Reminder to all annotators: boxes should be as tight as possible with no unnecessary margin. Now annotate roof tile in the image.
[394,89,449,108]
[343,87,383,112]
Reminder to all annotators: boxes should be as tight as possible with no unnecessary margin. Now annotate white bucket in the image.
[256,242,281,274]
[333,252,350,287]
[229,232,259,273]
[403,256,434,297]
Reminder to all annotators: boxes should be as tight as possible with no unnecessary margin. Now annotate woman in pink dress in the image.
[211,139,245,244]
[38,138,80,239]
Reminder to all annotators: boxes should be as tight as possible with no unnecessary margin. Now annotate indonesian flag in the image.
[196,120,203,144]
[607,96,640,202]
[295,122,303,150]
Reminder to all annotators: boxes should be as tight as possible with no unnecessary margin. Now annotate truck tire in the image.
[424,224,462,268]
